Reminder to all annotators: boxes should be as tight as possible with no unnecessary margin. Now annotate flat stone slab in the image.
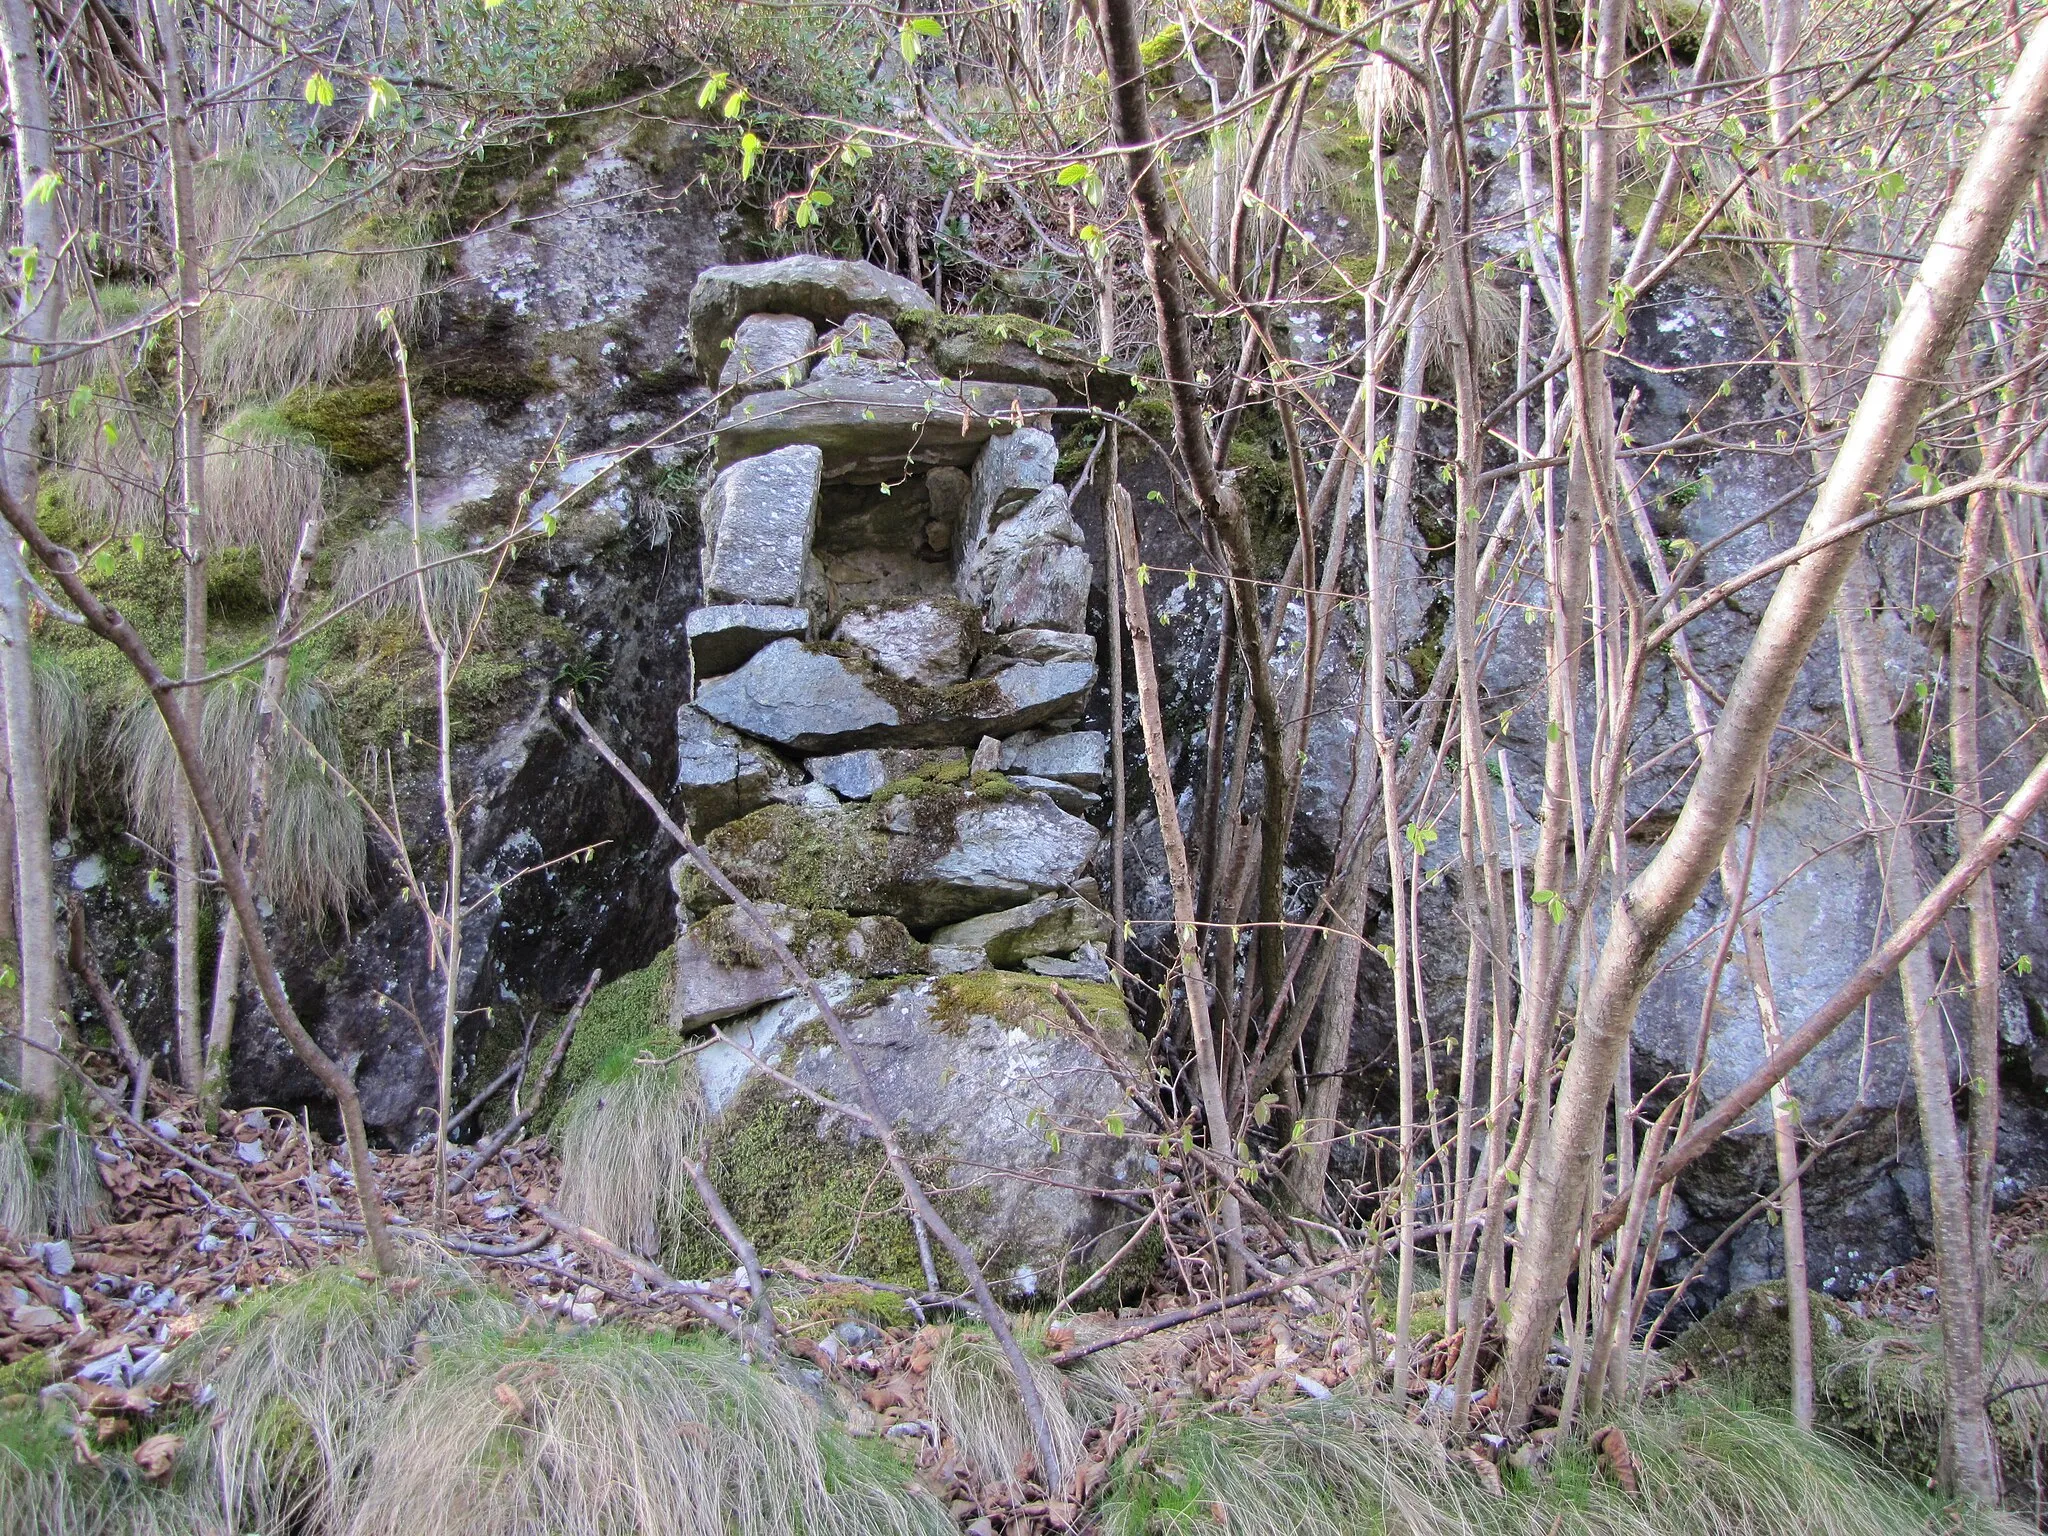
[687,603,809,679]
[670,902,921,1032]
[689,255,935,375]
[931,894,1111,968]
[713,377,1058,481]
[805,746,965,800]
[832,598,979,687]
[702,443,822,608]
[694,639,1094,754]
[1001,731,1107,790]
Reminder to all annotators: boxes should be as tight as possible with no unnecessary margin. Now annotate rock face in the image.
[690,975,1146,1298]
[832,598,979,687]
[931,895,1111,967]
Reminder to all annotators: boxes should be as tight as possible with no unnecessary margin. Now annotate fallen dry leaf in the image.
[134,1432,183,1481]
[1591,1425,1639,1492]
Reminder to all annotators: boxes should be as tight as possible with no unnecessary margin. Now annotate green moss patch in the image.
[277,380,404,473]
[930,971,1127,1039]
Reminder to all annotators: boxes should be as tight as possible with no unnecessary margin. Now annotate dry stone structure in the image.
[668,256,1138,1296]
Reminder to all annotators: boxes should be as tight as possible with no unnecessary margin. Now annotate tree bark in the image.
[1497,14,2048,1435]
[0,0,69,1115]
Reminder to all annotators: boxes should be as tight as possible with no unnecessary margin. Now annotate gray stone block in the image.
[702,443,822,608]
[675,704,789,833]
[717,312,816,396]
[805,746,964,800]
[686,602,810,678]
[1001,731,1107,790]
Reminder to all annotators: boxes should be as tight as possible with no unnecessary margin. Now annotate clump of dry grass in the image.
[0,1104,106,1241]
[118,674,365,924]
[52,394,325,596]
[332,524,488,642]
[0,1113,42,1239]
[344,1324,954,1536]
[554,1051,705,1259]
[176,1261,518,1535]
[926,1323,1090,1491]
[1098,1386,2020,1536]
[31,651,91,831]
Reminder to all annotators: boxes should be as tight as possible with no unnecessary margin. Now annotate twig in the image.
[66,897,152,1120]
[446,1014,536,1137]
[528,1201,745,1339]
[449,969,598,1196]
[1044,1246,1377,1366]
[682,1154,775,1358]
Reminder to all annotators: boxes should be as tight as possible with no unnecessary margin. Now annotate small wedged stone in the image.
[688,255,934,374]
[818,311,906,363]
[713,378,1057,480]
[675,705,790,833]
[693,639,1094,754]
[805,746,965,801]
[702,444,822,608]
[687,603,809,678]
[1007,774,1098,815]
[669,902,922,1032]
[987,629,1097,667]
[931,894,1112,968]
[986,542,1091,633]
[1023,945,1112,984]
[718,313,816,396]
[831,598,979,687]
[1001,731,1107,790]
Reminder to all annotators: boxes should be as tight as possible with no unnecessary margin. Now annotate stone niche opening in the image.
[813,467,964,616]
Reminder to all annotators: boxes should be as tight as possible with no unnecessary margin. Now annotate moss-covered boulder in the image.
[669,903,925,1030]
[680,973,1144,1299]
[676,775,1100,931]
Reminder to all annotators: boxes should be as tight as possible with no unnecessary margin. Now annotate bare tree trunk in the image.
[0,0,68,1115]
[1838,552,1999,1498]
[1499,15,2048,1435]
[0,481,397,1272]
[148,0,210,1095]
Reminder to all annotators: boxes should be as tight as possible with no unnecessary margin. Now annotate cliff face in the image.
[56,98,2048,1309]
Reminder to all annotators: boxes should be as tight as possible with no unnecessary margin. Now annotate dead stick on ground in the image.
[1045,1246,1378,1366]
[529,1200,745,1338]
[449,968,599,1196]
[556,693,1069,1494]
[67,897,152,1120]
[682,1154,775,1359]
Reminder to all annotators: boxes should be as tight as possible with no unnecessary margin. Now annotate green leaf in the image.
[722,88,747,119]
[1055,161,1092,186]
[909,15,944,35]
[366,77,400,120]
[899,24,921,64]
[26,171,60,205]
[304,71,335,107]
[697,72,729,109]
[1105,1111,1125,1138]
[1875,169,1907,201]
[66,383,92,419]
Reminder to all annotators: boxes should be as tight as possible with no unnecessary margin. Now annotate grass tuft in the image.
[333,525,488,642]
[346,1324,954,1536]
[927,1323,1089,1490]
[118,674,366,925]
[554,1051,706,1259]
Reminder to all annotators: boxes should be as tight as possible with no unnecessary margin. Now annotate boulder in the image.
[898,312,1136,408]
[714,378,1057,480]
[686,602,809,678]
[693,639,1095,754]
[669,902,922,1031]
[931,894,1112,967]
[688,255,934,375]
[1001,731,1107,790]
[1023,946,1112,983]
[687,974,1145,1297]
[675,705,790,833]
[702,444,822,608]
[1008,774,1098,815]
[717,313,816,396]
[805,746,965,801]
[679,779,1101,929]
[831,598,980,687]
